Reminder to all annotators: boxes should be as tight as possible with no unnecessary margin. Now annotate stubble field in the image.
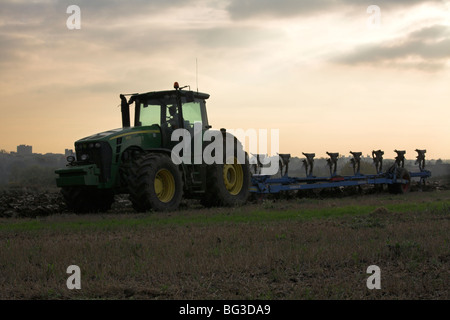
[0,184,449,300]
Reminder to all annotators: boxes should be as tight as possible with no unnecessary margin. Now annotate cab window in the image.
[139,103,161,126]
[182,102,202,129]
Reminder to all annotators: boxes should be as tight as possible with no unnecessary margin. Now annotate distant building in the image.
[65,149,74,156]
[17,144,32,155]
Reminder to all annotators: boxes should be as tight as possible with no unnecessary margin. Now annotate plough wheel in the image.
[388,168,411,194]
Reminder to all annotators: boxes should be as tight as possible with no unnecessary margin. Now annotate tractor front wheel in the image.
[128,153,183,212]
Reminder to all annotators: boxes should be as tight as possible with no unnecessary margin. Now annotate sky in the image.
[1,0,449,161]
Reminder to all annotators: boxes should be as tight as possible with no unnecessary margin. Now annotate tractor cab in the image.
[121,82,211,148]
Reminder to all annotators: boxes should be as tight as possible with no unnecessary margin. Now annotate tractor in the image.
[55,82,251,212]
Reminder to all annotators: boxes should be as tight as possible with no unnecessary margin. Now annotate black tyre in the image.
[201,146,251,207]
[61,187,114,213]
[388,167,411,194]
[128,153,183,212]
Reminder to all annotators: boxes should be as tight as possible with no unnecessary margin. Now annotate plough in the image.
[250,149,431,195]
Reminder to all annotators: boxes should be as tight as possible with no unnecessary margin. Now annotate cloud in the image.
[227,0,333,19]
[334,24,450,72]
[193,26,281,48]
[408,24,450,40]
[0,0,277,78]
[226,0,443,20]
[0,0,198,72]
[0,0,230,57]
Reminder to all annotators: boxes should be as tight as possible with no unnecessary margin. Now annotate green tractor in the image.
[55,82,251,213]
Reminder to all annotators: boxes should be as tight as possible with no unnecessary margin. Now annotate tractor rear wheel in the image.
[61,187,114,213]
[128,153,183,212]
[201,149,251,207]
[388,167,411,194]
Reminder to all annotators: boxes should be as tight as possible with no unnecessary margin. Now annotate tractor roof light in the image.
[174,82,179,89]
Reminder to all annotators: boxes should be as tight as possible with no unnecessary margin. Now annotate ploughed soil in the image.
[0,177,449,218]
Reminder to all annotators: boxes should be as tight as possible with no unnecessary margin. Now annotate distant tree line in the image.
[0,153,66,188]
[0,151,448,189]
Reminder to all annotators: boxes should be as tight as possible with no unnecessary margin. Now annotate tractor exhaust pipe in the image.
[120,94,131,128]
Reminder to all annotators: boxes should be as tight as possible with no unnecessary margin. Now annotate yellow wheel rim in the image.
[223,157,244,195]
[154,169,175,203]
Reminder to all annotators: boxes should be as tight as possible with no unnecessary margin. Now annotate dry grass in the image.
[0,190,449,300]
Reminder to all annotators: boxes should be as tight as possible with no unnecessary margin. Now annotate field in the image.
[0,184,449,300]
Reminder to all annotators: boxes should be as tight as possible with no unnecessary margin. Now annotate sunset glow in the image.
[1,0,449,160]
